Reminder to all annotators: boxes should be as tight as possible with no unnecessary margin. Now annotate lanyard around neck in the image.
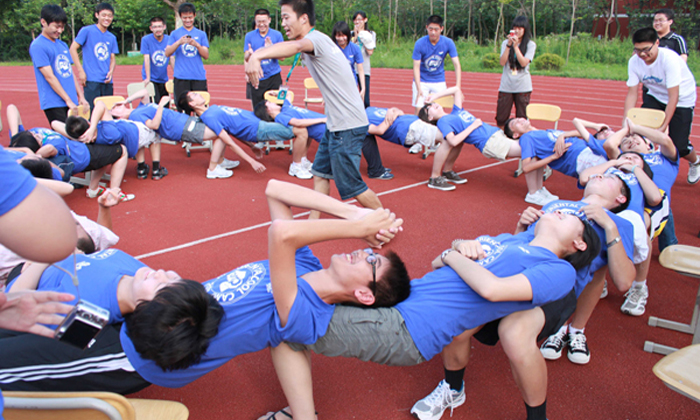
[285,28,315,85]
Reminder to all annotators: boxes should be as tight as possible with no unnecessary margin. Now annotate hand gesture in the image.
[158,95,171,108]
[105,69,113,83]
[98,188,120,208]
[250,160,266,173]
[245,55,263,89]
[452,240,486,260]
[580,203,615,231]
[79,126,97,143]
[77,69,87,86]
[264,37,273,47]
[554,134,568,156]
[553,141,571,159]
[359,208,403,248]
[471,118,483,130]
[0,291,75,338]
[518,206,544,228]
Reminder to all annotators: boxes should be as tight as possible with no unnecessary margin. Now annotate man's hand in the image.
[79,126,97,143]
[98,188,120,208]
[0,291,75,338]
[66,100,78,114]
[78,98,90,110]
[245,54,264,89]
[470,118,483,131]
[104,70,113,83]
[178,35,190,46]
[554,134,568,156]
[580,203,616,231]
[77,69,87,86]
[452,240,486,260]
[250,160,266,173]
[359,208,403,248]
[158,95,171,107]
[265,37,273,47]
[552,142,571,159]
[517,206,544,229]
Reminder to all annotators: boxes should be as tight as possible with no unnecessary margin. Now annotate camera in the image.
[54,300,110,349]
[509,29,516,37]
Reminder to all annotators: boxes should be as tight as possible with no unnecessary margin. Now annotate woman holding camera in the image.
[496,16,536,129]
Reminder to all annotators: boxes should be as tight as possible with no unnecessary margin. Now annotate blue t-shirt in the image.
[168,27,208,80]
[275,100,326,141]
[365,107,418,146]
[587,134,608,157]
[129,103,187,142]
[243,29,284,80]
[42,132,90,174]
[398,232,576,361]
[643,150,679,204]
[412,35,458,83]
[519,130,590,178]
[437,106,500,152]
[121,247,333,388]
[7,249,144,326]
[29,35,78,110]
[525,200,635,296]
[95,120,139,158]
[606,167,645,219]
[74,25,119,83]
[201,105,259,143]
[339,42,364,80]
[4,149,62,181]
[140,34,170,83]
[0,147,37,217]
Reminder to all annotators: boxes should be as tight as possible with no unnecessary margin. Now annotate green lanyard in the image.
[285,28,314,84]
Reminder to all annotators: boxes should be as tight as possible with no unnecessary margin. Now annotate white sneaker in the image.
[540,187,559,202]
[567,331,591,364]
[410,380,466,420]
[206,166,233,179]
[688,162,700,184]
[540,328,568,360]
[289,162,313,179]
[219,158,240,169]
[600,280,608,299]
[409,143,423,154]
[621,283,648,316]
[543,165,553,181]
[301,157,313,171]
[525,189,548,206]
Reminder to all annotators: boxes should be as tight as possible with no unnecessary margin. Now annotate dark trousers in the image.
[174,78,208,112]
[247,72,283,109]
[357,74,371,108]
[84,81,114,111]
[642,93,695,158]
[43,107,69,125]
[496,91,531,128]
[152,82,169,104]
[362,134,386,177]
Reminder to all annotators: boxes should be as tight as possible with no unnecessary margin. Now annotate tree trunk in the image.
[468,0,472,39]
[532,0,536,39]
[394,0,398,41]
[388,0,392,42]
[494,2,503,53]
[444,0,447,36]
[430,0,433,15]
[566,0,577,65]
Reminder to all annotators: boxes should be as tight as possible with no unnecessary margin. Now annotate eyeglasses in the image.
[364,248,378,294]
[633,45,654,55]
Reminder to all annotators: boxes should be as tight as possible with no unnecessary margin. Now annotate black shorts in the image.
[151,82,169,104]
[474,288,577,346]
[247,72,282,108]
[84,143,123,172]
[44,107,69,125]
[173,78,208,112]
[642,94,695,158]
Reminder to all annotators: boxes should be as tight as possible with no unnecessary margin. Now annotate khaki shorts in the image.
[287,305,426,367]
[482,130,515,161]
[134,121,160,149]
[413,81,447,108]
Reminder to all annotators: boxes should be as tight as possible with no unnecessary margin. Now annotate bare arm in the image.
[287,117,327,128]
[572,117,607,140]
[144,96,170,130]
[521,148,567,173]
[36,179,74,197]
[216,130,266,173]
[660,86,679,133]
[246,39,314,88]
[96,189,119,231]
[451,56,461,88]
[105,53,116,83]
[622,85,639,126]
[444,119,482,147]
[356,62,365,99]
[8,262,50,292]
[69,41,86,86]
[627,118,677,161]
[413,59,422,100]
[142,54,151,84]
[0,291,75,338]
[36,144,57,158]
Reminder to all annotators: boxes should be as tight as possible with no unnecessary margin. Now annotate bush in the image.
[481,53,500,69]
[533,53,565,71]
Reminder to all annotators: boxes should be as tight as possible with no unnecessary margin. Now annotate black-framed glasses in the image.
[364,248,378,294]
[633,44,654,56]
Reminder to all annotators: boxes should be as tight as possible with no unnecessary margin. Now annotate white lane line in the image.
[135,158,517,260]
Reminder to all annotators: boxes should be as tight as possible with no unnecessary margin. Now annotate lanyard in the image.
[285,28,314,85]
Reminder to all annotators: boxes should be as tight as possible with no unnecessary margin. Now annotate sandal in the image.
[261,408,292,420]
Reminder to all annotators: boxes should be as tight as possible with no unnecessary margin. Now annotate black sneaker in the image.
[567,332,591,364]
[540,329,568,360]
[442,170,467,184]
[428,176,456,191]
[137,164,150,180]
[152,166,168,180]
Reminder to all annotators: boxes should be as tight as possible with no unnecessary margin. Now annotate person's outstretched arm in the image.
[0,291,74,338]
[626,118,677,161]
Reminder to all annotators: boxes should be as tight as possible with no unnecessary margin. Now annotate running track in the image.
[1,64,699,419]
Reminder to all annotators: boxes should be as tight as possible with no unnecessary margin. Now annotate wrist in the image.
[441,248,455,265]
[606,236,621,248]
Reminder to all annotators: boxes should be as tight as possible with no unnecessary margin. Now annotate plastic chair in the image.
[183,91,212,157]
[643,245,700,355]
[652,343,700,403]
[94,96,126,111]
[627,107,666,129]
[421,95,456,159]
[165,80,177,111]
[303,78,323,109]
[513,103,563,177]
[67,104,91,120]
[3,391,189,420]
[127,82,156,103]
[260,90,296,155]
[264,89,295,105]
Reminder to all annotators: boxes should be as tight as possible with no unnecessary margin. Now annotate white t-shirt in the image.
[499,39,536,93]
[627,47,697,108]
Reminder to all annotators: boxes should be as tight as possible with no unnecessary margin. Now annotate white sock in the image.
[569,325,584,335]
[693,156,700,165]
[632,280,647,288]
[557,324,568,335]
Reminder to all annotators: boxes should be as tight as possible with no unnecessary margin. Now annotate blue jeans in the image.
[657,209,679,252]
[84,81,113,111]
[257,121,294,142]
[312,125,369,200]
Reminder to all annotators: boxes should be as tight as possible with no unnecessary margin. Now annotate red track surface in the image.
[1,64,700,419]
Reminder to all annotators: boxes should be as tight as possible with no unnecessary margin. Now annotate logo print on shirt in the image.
[55,54,72,78]
[373,109,387,119]
[425,54,444,72]
[644,152,663,167]
[86,249,118,260]
[458,110,475,125]
[181,43,198,57]
[152,50,167,67]
[94,42,110,61]
[546,130,564,143]
[475,235,506,267]
[642,75,664,85]
[205,262,267,304]
[221,106,242,116]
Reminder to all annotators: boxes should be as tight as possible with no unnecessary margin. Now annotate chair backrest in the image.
[94,96,126,111]
[303,77,319,90]
[165,80,174,95]
[264,90,295,105]
[127,82,156,102]
[652,343,700,404]
[433,95,454,110]
[627,107,666,129]
[192,91,210,106]
[67,104,91,120]
[526,103,562,129]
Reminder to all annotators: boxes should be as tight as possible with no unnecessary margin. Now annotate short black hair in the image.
[65,116,90,139]
[609,174,631,214]
[654,8,675,21]
[19,157,53,179]
[426,15,443,27]
[279,0,315,27]
[150,17,165,25]
[95,3,114,15]
[331,21,352,46]
[418,104,435,125]
[254,100,273,122]
[353,10,367,21]
[41,4,67,25]
[178,2,196,15]
[619,151,654,181]
[503,118,516,138]
[370,251,411,307]
[178,91,194,115]
[632,27,658,44]
[254,8,270,17]
[10,131,40,153]
[125,280,224,371]
[564,222,601,270]
[76,233,96,255]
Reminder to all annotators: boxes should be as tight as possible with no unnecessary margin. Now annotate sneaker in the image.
[540,329,568,360]
[369,169,394,180]
[206,165,233,179]
[428,176,456,191]
[86,186,105,199]
[219,158,240,170]
[688,162,700,184]
[600,280,608,299]
[137,164,149,179]
[524,189,548,206]
[567,332,591,364]
[540,187,559,202]
[117,191,135,202]
[543,165,553,181]
[301,157,313,171]
[621,283,648,316]
[152,166,168,180]
[409,143,423,154]
[442,170,467,184]
[288,162,313,179]
[410,380,465,420]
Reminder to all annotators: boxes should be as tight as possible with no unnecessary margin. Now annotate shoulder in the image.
[527,40,536,48]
